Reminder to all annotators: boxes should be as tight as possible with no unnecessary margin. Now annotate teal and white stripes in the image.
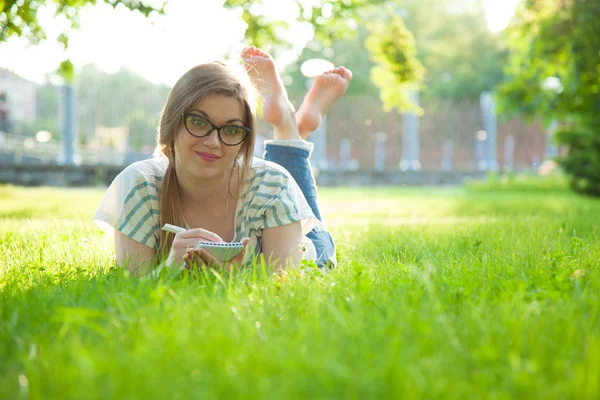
[114,175,162,249]
[93,156,318,266]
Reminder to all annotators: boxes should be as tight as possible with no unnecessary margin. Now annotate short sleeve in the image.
[247,163,317,236]
[92,166,161,249]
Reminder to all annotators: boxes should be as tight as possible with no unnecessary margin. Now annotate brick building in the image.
[295,95,548,172]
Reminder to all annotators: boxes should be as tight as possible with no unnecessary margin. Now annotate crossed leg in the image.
[241,46,352,142]
[241,46,352,267]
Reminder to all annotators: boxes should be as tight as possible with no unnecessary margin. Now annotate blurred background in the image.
[0,0,596,192]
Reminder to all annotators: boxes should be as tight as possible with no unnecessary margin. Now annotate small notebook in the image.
[194,241,244,263]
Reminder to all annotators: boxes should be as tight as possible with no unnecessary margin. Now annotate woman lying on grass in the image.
[93,47,352,276]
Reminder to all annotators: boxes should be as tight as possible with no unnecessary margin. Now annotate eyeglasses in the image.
[183,113,250,146]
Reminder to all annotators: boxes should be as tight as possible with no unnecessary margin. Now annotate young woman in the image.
[93,47,352,276]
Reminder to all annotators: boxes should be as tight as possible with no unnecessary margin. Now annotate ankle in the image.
[271,106,296,129]
[273,128,302,141]
[273,109,302,140]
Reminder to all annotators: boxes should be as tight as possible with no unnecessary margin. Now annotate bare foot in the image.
[296,67,353,139]
[241,46,299,140]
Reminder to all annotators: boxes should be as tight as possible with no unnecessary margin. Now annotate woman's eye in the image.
[224,127,238,135]
[193,119,207,127]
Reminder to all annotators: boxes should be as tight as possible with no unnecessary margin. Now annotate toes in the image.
[252,46,270,58]
[241,46,263,60]
[343,68,353,80]
[334,66,352,81]
[320,69,337,76]
[241,46,255,59]
[241,45,272,61]
[256,48,269,58]
[327,67,343,76]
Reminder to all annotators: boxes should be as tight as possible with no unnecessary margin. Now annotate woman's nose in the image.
[202,129,221,147]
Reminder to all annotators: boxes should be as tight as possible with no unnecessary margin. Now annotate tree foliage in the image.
[365,14,423,114]
[76,65,168,147]
[23,66,168,149]
[224,0,424,112]
[0,0,165,81]
[225,0,506,112]
[224,0,387,47]
[498,0,600,195]
[0,0,163,43]
[402,0,506,102]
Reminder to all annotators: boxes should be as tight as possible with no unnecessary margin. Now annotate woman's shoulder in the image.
[117,156,169,188]
[93,156,166,246]
[241,157,293,207]
[242,157,317,233]
[248,157,293,184]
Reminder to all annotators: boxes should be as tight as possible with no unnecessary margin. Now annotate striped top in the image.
[93,156,319,265]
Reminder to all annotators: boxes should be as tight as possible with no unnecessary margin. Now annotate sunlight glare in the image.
[483,0,520,32]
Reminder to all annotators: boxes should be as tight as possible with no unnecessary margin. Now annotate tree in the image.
[76,65,169,144]
[365,13,424,114]
[0,0,165,81]
[281,26,381,103]
[224,0,424,113]
[398,0,507,102]
[126,109,159,151]
[225,0,506,112]
[498,0,600,195]
[31,66,169,146]
[37,82,59,121]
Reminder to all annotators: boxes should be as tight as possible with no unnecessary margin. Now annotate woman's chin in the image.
[189,166,224,181]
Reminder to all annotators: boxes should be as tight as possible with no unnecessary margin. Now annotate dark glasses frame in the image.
[183,112,251,146]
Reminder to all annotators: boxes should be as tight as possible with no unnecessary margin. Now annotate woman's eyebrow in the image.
[189,109,244,124]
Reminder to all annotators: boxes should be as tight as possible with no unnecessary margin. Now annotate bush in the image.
[555,125,600,196]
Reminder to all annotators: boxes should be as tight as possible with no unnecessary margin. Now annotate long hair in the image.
[156,62,256,259]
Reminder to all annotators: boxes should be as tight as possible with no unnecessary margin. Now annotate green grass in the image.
[1,182,599,399]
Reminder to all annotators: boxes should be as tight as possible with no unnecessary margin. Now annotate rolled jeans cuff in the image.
[264,139,314,154]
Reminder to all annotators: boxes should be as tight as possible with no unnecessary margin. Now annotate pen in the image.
[161,223,187,234]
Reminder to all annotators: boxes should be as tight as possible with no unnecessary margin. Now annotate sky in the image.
[0,0,520,86]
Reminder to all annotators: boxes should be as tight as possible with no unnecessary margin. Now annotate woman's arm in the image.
[114,230,156,276]
[261,220,304,271]
[115,227,226,277]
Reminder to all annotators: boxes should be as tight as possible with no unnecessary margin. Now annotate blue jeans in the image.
[264,143,336,269]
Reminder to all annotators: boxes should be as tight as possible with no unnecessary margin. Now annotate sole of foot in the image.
[241,46,298,139]
[296,66,353,139]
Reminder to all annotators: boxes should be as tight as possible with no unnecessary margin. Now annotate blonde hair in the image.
[156,62,256,258]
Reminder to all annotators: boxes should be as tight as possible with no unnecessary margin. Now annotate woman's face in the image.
[174,94,247,181]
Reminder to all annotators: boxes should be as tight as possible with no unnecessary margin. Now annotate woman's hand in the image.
[168,228,224,267]
[184,237,251,272]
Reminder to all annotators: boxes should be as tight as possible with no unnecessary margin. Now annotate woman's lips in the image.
[197,152,220,162]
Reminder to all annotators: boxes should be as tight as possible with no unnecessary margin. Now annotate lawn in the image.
[1,180,599,399]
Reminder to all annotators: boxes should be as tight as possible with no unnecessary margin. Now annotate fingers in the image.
[184,237,251,272]
[183,250,198,270]
[176,228,223,243]
[197,248,221,266]
[175,238,208,251]
[170,228,223,269]
[230,237,251,264]
[184,248,222,269]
